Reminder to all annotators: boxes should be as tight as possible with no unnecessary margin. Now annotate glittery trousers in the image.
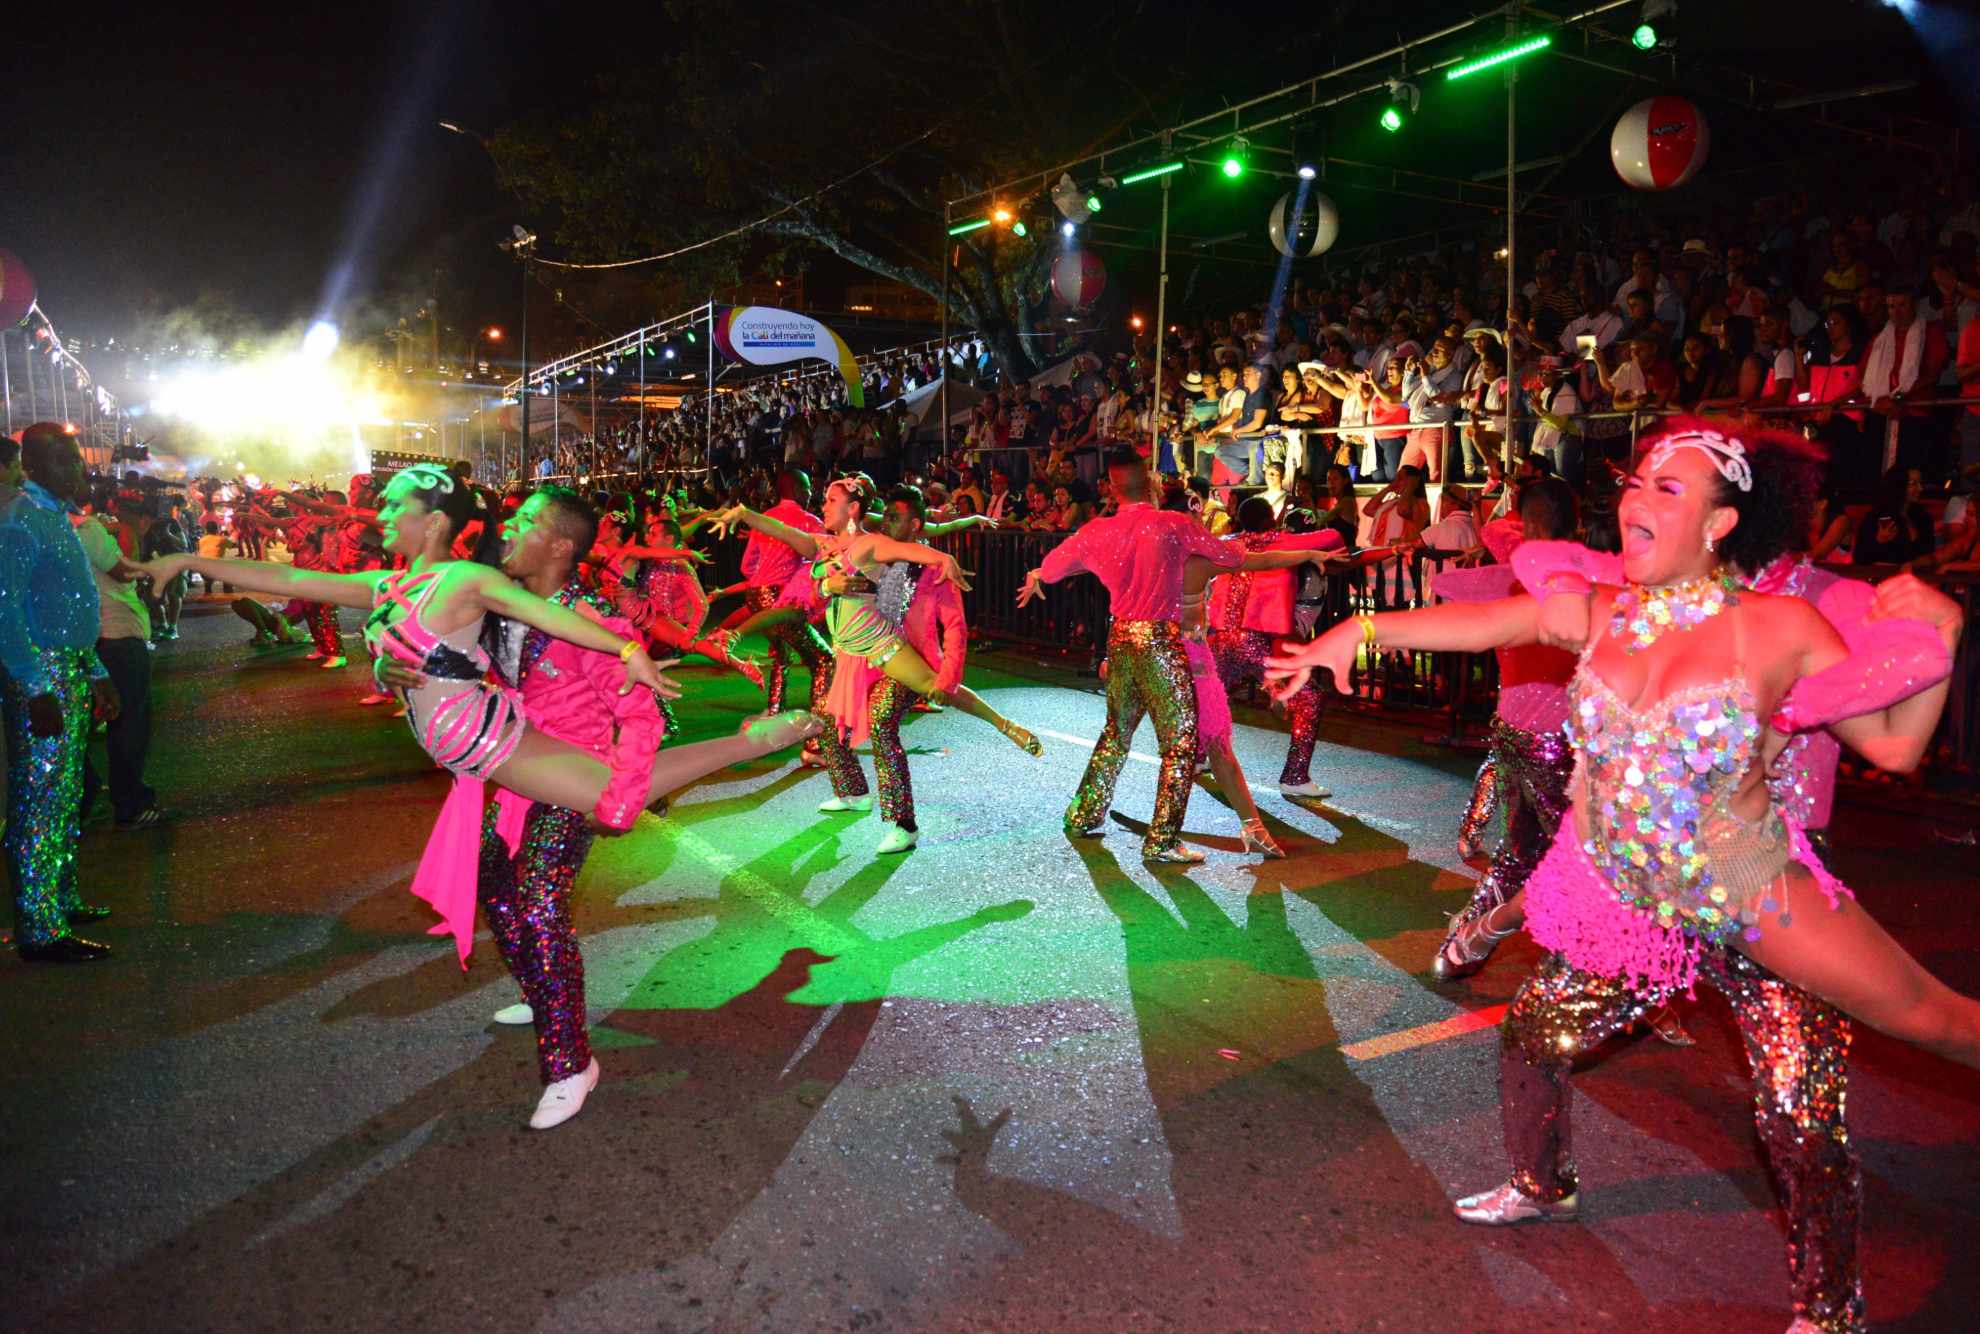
[1501,949,1861,1332]
[478,799,594,1085]
[1067,620,1197,854]
[305,602,343,657]
[1458,755,1499,856]
[1452,720,1571,932]
[868,678,918,831]
[744,587,863,797]
[1207,628,1324,785]
[2,650,92,946]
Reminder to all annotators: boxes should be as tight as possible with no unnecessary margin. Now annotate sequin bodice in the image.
[1569,662,1774,945]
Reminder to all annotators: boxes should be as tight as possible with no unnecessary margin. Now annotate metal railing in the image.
[914,529,1979,780]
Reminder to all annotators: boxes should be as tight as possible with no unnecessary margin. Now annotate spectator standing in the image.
[1402,338,1464,483]
[1864,288,1948,476]
[75,498,165,831]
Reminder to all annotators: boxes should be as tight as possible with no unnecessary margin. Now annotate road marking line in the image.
[1031,726,1160,765]
[1341,1005,1507,1062]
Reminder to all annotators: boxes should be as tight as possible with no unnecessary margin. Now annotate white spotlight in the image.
[302,321,340,361]
[1061,221,1077,239]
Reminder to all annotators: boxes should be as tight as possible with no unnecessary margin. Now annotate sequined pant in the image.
[745,587,863,797]
[868,677,918,831]
[1207,627,1325,785]
[478,799,594,1085]
[1501,949,1861,1332]
[306,602,343,657]
[2,650,93,946]
[1451,720,1571,932]
[1068,620,1198,855]
[1458,754,1499,856]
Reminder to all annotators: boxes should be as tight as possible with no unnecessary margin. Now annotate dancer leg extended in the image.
[879,641,1039,756]
[868,677,918,852]
[488,713,817,814]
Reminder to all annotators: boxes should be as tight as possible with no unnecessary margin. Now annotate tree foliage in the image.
[489,0,1257,376]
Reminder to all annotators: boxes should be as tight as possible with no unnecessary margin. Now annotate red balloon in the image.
[0,249,35,328]
[1050,250,1107,308]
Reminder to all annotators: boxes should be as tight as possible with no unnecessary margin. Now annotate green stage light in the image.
[1120,161,1184,185]
[947,217,993,235]
[1380,106,1405,133]
[1221,156,1242,178]
[1011,220,1028,237]
[1085,194,1103,213]
[684,329,697,343]
[1632,22,1658,48]
[1445,34,1552,80]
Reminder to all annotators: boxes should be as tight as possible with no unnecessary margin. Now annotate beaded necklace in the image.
[1610,571,1738,654]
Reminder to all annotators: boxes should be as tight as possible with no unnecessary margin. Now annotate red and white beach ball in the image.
[1610,96,1710,191]
[1051,250,1107,308]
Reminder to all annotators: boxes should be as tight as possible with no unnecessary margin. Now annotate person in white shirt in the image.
[983,468,1019,522]
[1558,283,1624,358]
[1528,356,1583,483]
[74,496,165,830]
[1612,254,1684,340]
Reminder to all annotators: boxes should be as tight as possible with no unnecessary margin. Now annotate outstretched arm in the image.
[711,505,821,558]
[463,566,681,698]
[925,514,999,535]
[1810,576,1961,773]
[863,534,973,592]
[138,553,381,609]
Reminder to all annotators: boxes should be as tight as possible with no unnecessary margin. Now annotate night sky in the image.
[4,1,566,340]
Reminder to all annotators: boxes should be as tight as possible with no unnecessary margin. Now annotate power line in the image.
[531,123,945,272]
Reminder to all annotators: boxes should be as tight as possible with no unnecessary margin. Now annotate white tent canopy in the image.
[886,375,987,439]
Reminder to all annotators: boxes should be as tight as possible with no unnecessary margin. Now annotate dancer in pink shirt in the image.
[1019,452,1242,862]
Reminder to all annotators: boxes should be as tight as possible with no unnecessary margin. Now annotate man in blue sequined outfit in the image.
[0,424,121,962]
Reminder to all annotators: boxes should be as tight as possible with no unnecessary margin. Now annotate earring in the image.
[1704,533,1717,554]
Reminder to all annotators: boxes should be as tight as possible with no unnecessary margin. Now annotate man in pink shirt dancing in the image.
[1019,452,1241,862]
[382,486,665,1131]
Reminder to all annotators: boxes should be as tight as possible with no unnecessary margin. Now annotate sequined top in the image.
[0,481,106,694]
[1569,604,1789,945]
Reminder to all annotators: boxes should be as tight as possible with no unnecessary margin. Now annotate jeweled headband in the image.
[1645,427,1752,493]
[393,463,457,496]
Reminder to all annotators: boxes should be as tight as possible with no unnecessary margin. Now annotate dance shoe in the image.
[817,794,874,814]
[19,934,113,963]
[875,824,918,855]
[1143,843,1206,865]
[116,805,166,831]
[529,1057,600,1131]
[304,650,324,661]
[1453,1182,1579,1226]
[1279,780,1333,801]
[1646,1007,1696,1047]
[320,656,347,670]
[67,904,113,924]
[357,692,392,707]
[1433,912,1514,981]
[1240,819,1286,859]
[1064,819,1107,838]
[798,740,826,768]
[493,1002,535,1026]
[997,718,1043,757]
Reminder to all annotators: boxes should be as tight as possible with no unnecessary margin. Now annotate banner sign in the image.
[713,306,863,407]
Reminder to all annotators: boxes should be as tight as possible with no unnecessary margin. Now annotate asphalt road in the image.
[4,597,1977,1332]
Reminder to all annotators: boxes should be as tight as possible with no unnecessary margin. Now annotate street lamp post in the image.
[469,325,502,378]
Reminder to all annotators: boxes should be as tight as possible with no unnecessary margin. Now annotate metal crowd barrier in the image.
[918,533,1977,783]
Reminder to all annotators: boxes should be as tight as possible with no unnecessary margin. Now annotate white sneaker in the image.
[529,1057,600,1130]
[1453,1181,1580,1226]
[875,824,918,854]
[493,1002,534,1026]
[1280,781,1333,800]
[817,794,873,813]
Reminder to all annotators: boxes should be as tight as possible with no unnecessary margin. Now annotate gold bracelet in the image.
[1358,612,1379,651]
[619,640,642,664]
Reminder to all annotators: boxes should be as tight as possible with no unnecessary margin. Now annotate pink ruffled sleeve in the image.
[1510,540,1623,599]
[1771,615,1952,734]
